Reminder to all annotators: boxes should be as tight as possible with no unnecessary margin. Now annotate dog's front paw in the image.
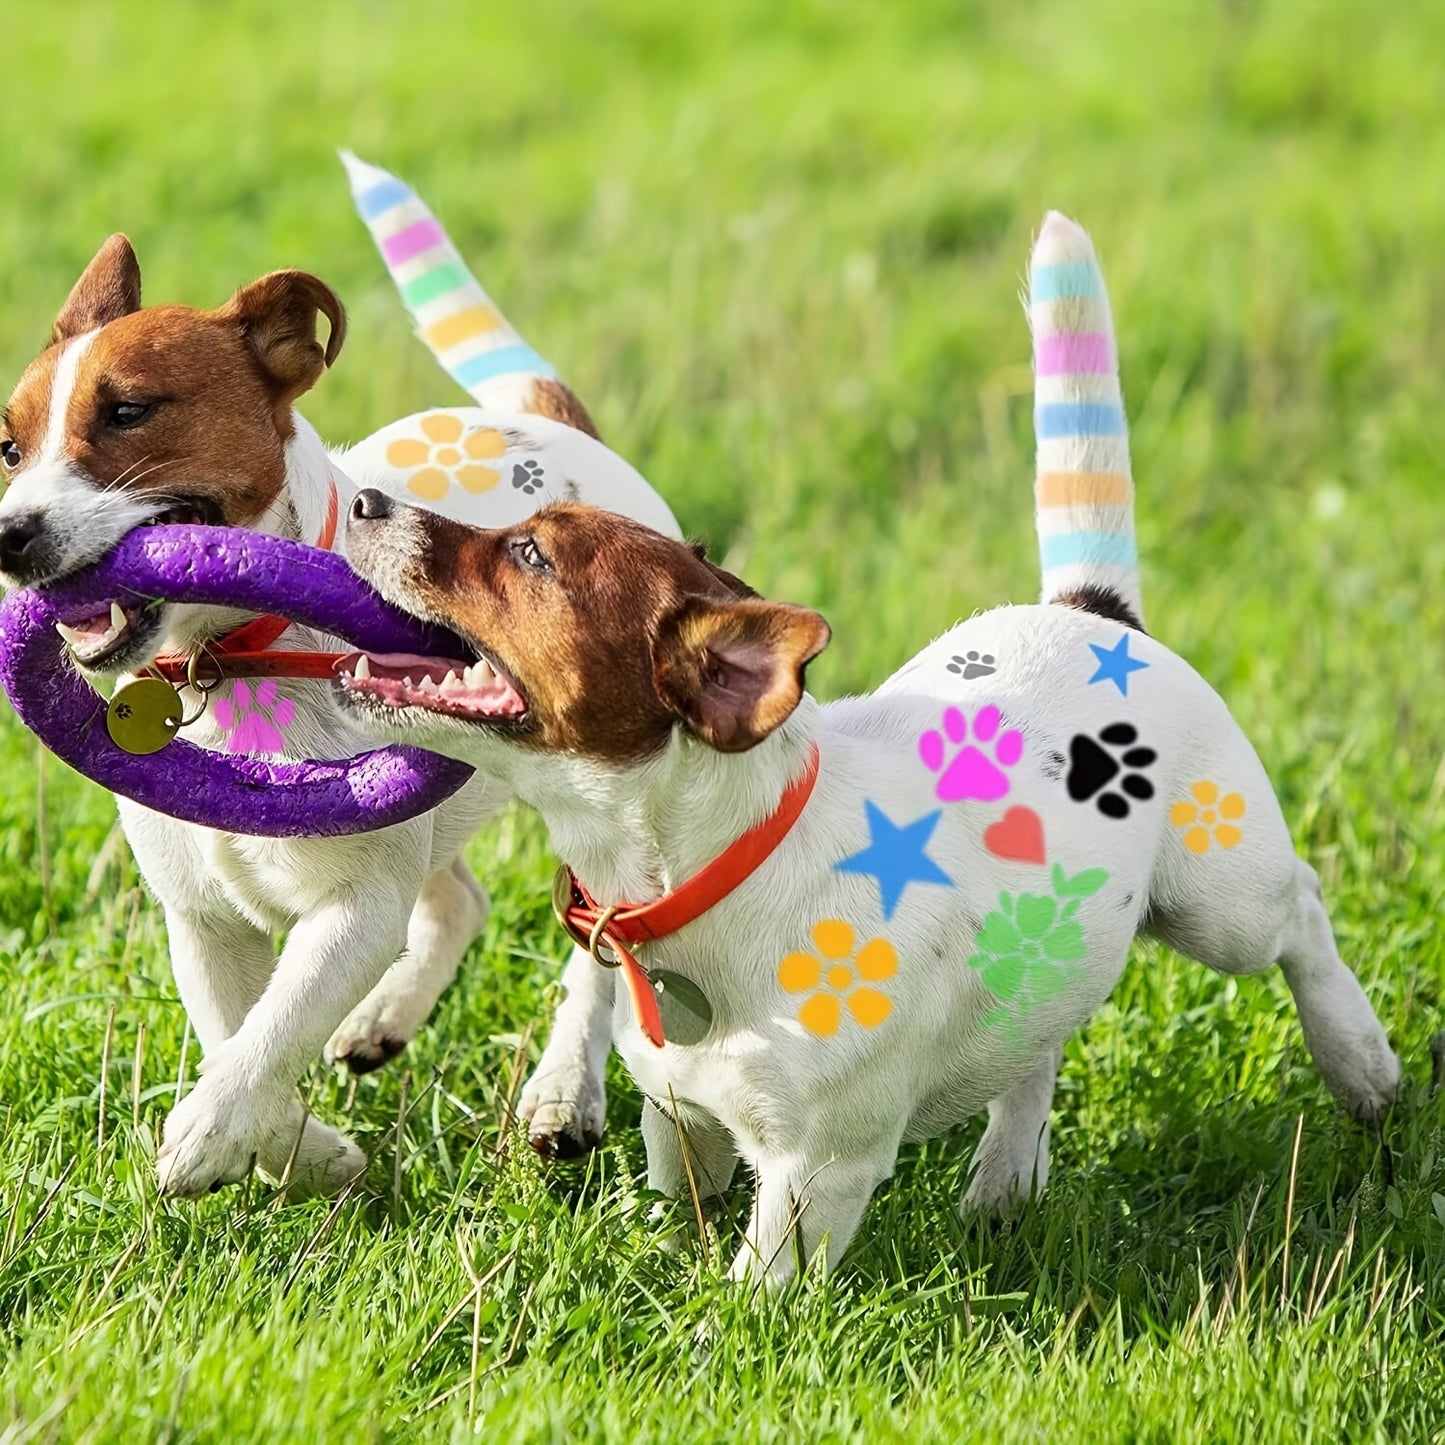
[257,1105,368,1198]
[517,1059,606,1159]
[157,1077,283,1197]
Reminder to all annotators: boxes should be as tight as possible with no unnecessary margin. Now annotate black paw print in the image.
[946,650,997,680]
[511,459,546,494]
[1066,723,1156,819]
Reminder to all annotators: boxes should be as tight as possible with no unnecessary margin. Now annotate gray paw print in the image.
[512,459,546,494]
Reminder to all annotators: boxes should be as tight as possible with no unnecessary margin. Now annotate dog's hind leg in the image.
[961,1044,1061,1216]
[325,856,489,1073]
[1153,851,1398,1123]
[1273,862,1399,1121]
[517,945,615,1158]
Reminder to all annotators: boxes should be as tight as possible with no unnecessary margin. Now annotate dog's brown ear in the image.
[653,597,830,752]
[220,270,347,406]
[53,235,142,343]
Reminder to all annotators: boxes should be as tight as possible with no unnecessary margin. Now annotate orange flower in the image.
[777,919,896,1037]
[1169,781,1245,854]
[384,412,507,500]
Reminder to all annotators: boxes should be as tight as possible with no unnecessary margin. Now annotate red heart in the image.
[984,806,1046,864]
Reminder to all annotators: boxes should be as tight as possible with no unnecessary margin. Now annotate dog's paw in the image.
[1331,1039,1402,1125]
[325,1002,411,1075]
[157,1077,281,1197]
[257,1107,368,1198]
[960,1128,1049,1218]
[517,1061,606,1159]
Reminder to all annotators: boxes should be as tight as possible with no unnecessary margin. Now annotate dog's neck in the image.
[505,699,822,906]
[262,413,350,546]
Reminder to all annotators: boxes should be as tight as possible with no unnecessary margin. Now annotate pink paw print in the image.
[919,704,1023,804]
[213,679,295,756]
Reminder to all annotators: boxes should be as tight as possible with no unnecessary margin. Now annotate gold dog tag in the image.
[106,678,184,755]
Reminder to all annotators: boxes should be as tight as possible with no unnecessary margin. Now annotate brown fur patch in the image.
[525,378,600,439]
[1053,584,1145,633]
[353,503,828,762]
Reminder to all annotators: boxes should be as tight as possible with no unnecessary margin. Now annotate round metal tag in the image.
[106,678,184,755]
[651,970,713,1046]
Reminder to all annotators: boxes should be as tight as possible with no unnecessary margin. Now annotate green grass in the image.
[3,0,1445,1439]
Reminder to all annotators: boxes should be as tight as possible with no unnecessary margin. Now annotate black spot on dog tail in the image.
[1052,583,1146,635]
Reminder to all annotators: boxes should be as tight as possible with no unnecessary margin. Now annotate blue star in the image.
[835,802,953,920]
[1087,633,1149,696]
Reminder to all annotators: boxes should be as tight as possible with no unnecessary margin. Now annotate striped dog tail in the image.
[1029,211,1143,629]
[340,151,599,437]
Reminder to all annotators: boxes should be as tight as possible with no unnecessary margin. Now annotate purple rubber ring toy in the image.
[0,525,475,837]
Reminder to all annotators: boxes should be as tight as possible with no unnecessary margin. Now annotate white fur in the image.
[366,602,1400,1282]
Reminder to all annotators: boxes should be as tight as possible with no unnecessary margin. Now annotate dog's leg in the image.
[1273,862,1399,1121]
[517,945,614,1158]
[163,907,370,1195]
[1155,857,1398,1122]
[641,1098,739,1254]
[728,1143,899,1287]
[642,1098,738,1197]
[960,1044,1061,1215]
[164,907,275,1048]
[156,885,413,1197]
[325,857,489,1073]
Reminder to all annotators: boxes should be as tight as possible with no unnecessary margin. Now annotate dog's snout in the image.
[350,489,394,524]
[0,512,53,583]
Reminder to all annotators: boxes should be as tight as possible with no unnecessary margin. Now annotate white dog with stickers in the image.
[332,212,1399,1282]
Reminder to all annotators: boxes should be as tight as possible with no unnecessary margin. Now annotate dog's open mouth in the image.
[55,599,159,671]
[335,649,528,723]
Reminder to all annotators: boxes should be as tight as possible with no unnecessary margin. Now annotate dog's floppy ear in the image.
[219,270,347,406]
[653,597,830,753]
[53,234,142,343]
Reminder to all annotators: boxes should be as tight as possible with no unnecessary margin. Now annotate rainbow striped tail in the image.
[1029,211,1142,628]
[341,152,595,433]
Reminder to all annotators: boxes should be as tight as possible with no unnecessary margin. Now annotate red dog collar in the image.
[553,742,821,1047]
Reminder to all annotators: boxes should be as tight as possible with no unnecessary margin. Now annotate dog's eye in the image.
[0,439,19,471]
[509,536,552,574]
[106,401,154,429]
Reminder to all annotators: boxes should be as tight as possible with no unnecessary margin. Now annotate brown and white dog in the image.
[0,236,675,1194]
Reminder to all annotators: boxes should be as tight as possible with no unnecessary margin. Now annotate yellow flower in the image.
[1169,780,1245,854]
[777,919,896,1037]
[384,412,507,500]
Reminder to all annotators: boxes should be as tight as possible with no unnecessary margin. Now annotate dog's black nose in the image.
[350,489,394,524]
[0,513,51,582]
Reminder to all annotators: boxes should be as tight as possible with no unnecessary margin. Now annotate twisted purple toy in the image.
[0,526,475,837]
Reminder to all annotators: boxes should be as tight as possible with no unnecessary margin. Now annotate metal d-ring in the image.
[587,906,623,969]
[178,646,225,727]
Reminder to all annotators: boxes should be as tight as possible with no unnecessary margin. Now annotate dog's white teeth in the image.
[441,670,462,690]
[55,621,85,648]
[353,655,372,681]
[401,674,415,688]
[464,659,495,687]
[109,602,127,633]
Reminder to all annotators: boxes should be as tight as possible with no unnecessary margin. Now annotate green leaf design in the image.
[981,953,1026,1001]
[1044,920,1086,962]
[1015,893,1058,939]
[975,912,1023,955]
[1057,898,1081,923]
[1057,867,1109,898]
[1051,862,1067,896]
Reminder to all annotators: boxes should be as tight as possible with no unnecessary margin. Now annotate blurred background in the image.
[1,3,1442,1436]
